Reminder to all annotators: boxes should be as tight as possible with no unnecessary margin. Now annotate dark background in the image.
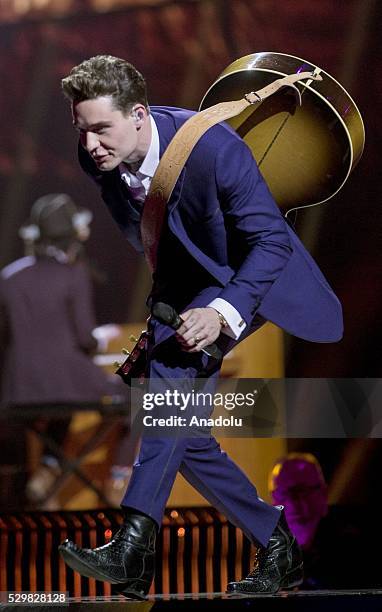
[0,0,381,505]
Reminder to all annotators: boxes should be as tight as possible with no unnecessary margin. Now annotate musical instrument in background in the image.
[200,52,365,214]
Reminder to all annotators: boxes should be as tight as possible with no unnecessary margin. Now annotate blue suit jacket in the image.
[79,106,343,343]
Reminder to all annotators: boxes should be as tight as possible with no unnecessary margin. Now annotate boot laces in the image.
[248,546,267,577]
[93,528,127,553]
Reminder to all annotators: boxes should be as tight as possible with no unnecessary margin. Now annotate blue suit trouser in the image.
[121,320,280,548]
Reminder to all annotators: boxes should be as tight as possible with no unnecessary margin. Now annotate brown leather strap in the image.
[141,70,322,271]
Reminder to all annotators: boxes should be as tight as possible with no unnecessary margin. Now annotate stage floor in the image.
[2,590,382,611]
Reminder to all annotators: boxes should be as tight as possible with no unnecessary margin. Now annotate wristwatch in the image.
[215,310,229,329]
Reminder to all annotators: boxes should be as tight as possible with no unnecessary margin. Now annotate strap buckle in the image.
[244,91,262,104]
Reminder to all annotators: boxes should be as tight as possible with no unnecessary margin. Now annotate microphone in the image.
[151,302,222,361]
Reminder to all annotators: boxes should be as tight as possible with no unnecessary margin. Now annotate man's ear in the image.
[131,104,147,124]
[133,110,144,122]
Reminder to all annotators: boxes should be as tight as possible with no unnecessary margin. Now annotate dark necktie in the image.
[121,171,146,215]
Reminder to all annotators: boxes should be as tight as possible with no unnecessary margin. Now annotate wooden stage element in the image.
[2,507,382,611]
[0,508,255,598]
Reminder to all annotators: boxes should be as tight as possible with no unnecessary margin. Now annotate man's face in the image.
[72,96,145,171]
[271,460,328,549]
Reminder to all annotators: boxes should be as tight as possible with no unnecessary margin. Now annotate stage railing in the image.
[0,508,255,596]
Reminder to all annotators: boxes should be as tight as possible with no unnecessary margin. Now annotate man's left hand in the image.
[175,307,221,352]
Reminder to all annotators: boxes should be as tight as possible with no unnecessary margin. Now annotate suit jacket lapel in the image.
[151,111,185,213]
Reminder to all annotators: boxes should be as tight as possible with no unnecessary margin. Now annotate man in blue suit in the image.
[59,55,342,598]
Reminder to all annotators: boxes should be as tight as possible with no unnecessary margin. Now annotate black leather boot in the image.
[227,506,303,594]
[58,509,157,599]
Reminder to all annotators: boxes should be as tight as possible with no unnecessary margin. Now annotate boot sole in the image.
[58,545,149,599]
[226,564,303,595]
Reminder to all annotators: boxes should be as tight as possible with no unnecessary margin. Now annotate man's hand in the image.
[175,307,221,352]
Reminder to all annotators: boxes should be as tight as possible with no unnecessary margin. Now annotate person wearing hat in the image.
[0,193,122,507]
[19,192,93,261]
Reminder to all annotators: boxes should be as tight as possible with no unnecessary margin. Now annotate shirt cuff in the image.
[207,298,247,340]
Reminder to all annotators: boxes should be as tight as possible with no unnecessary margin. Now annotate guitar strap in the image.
[140,70,321,272]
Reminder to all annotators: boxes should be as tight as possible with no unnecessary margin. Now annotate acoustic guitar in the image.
[199,52,365,214]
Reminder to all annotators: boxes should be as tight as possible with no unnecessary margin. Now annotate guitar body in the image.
[200,52,365,212]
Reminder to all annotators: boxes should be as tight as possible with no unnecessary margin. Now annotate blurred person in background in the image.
[0,193,126,508]
[269,453,328,553]
[269,452,381,589]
